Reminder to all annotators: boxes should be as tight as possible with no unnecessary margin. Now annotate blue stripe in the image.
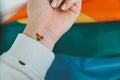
[46,54,120,80]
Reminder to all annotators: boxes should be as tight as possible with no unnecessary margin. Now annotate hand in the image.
[24,0,82,50]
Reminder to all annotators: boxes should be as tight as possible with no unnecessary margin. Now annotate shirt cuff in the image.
[6,34,55,78]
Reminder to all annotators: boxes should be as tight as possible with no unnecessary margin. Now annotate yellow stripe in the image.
[76,13,95,23]
[17,18,28,24]
[17,13,95,24]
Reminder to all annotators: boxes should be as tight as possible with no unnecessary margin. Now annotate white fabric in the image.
[0,34,55,80]
[0,0,26,12]
[0,0,27,22]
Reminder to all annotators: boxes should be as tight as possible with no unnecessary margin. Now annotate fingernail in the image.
[51,0,57,8]
[61,4,67,10]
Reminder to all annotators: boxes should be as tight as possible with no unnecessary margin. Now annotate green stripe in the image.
[1,21,120,58]
[0,21,25,54]
[54,21,120,58]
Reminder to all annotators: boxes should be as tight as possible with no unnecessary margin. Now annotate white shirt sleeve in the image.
[0,34,55,80]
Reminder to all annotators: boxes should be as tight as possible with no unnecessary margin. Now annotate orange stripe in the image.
[5,0,120,23]
[4,4,27,24]
[81,0,120,22]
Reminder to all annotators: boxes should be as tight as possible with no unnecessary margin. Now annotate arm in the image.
[0,0,82,80]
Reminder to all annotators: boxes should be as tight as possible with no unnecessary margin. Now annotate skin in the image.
[23,0,82,50]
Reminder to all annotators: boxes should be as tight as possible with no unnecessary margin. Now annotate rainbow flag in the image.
[1,0,120,80]
[1,0,120,23]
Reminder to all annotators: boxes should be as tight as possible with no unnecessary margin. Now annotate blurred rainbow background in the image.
[1,0,120,80]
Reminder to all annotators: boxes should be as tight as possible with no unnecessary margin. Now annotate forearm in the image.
[23,24,57,51]
[0,0,82,79]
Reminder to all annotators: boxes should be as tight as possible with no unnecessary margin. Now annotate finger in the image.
[51,0,57,8]
[69,0,82,16]
[61,0,79,11]
[51,0,64,8]
[56,0,64,7]
[75,0,82,8]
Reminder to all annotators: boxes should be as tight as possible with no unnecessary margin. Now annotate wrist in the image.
[23,24,57,51]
